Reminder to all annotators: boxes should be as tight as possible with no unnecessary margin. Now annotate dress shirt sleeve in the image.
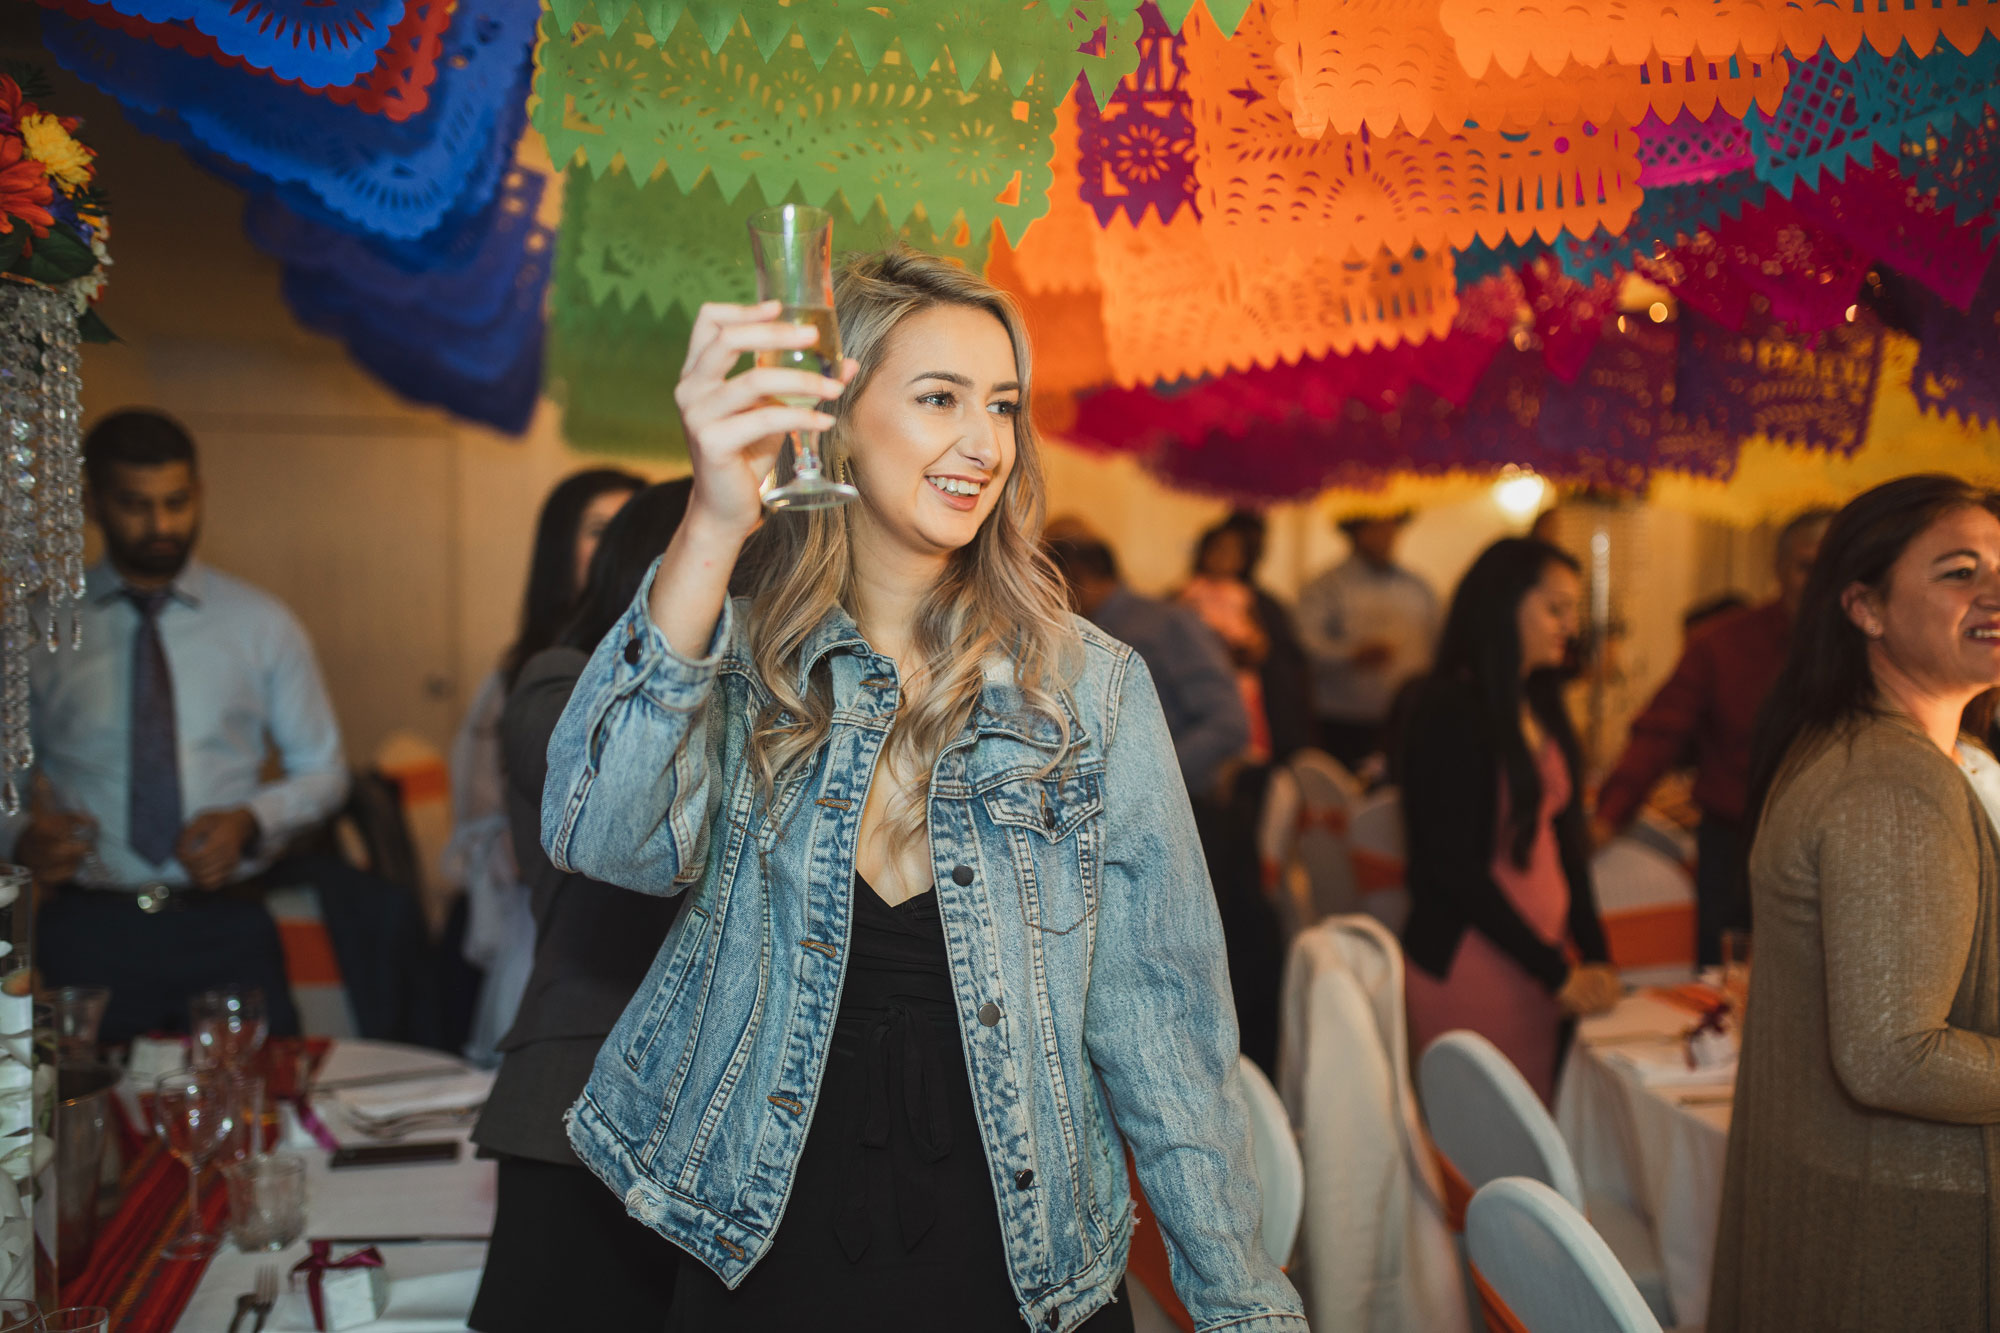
[1594,631,1717,832]
[241,607,350,845]
[1818,775,2000,1122]
[1088,652,1308,1332]
[1162,609,1250,796]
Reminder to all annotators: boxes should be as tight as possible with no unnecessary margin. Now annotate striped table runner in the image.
[64,1037,333,1331]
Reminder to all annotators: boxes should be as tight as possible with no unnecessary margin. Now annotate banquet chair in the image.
[1345,786,1411,936]
[1288,749,1363,919]
[1237,1055,1304,1268]
[1464,1177,1663,1333]
[1591,822,1698,988]
[1419,1031,1675,1328]
[1256,766,1316,943]
[1278,916,1470,1332]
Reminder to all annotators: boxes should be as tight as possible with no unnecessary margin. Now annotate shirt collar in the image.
[88,559,208,608]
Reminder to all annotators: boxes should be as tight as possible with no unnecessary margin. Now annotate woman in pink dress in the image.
[1399,538,1620,1102]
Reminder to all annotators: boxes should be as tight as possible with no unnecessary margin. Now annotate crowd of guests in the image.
[15,371,2000,1329]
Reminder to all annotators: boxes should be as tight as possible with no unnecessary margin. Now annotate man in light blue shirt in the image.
[9,411,347,1042]
[1295,512,1439,771]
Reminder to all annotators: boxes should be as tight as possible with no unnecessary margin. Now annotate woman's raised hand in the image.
[675,300,855,536]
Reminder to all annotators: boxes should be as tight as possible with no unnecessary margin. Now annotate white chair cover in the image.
[1256,767,1315,942]
[1590,829,1697,987]
[1278,917,1470,1333]
[1419,1032,1585,1208]
[1289,749,1363,920]
[1235,1055,1303,1269]
[1465,1178,1664,1333]
[1345,786,1411,936]
[1419,1031,1676,1327]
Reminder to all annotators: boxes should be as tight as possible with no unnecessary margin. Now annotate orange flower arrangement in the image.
[0,68,110,338]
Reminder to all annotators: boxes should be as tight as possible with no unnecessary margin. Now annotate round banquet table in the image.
[1553,991,1733,1329]
[171,1039,497,1333]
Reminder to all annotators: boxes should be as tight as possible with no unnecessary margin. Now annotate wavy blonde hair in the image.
[736,248,1082,848]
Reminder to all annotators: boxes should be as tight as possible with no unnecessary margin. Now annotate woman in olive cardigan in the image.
[1712,475,2000,1332]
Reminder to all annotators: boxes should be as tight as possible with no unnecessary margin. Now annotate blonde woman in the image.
[539,252,1304,1332]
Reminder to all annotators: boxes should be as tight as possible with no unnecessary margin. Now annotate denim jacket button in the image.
[978,1002,1002,1026]
[1014,1168,1035,1190]
[1044,1311,1059,1330]
[951,864,974,886]
[623,636,641,665]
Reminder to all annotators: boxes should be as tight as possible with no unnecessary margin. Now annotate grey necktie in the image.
[125,588,183,867]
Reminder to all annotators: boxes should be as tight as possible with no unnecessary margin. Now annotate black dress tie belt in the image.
[834,995,955,1260]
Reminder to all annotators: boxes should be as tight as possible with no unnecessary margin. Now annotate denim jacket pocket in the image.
[621,901,712,1080]
[979,770,1104,935]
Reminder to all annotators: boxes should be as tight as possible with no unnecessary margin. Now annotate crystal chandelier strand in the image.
[38,291,83,653]
[0,283,84,816]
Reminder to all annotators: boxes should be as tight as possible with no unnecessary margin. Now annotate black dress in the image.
[666,877,1136,1331]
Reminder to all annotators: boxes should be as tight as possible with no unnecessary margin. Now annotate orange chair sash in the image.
[1471,1263,1535,1333]
[1435,1145,1475,1234]
[1349,846,1405,893]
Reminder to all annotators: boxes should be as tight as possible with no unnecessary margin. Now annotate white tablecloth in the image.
[1554,993,1733,1328]
[172,1040,497,1333]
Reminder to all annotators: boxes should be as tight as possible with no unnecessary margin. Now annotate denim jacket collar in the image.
[788,601,873,694]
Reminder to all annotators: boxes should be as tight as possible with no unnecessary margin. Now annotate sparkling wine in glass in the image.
[189,986,268,1072]
[153,1068,235,1260]
[746,205,857,511]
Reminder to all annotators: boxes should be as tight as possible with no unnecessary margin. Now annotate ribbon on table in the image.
[292,1242,387,1331]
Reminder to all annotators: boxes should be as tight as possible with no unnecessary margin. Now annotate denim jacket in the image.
[542,565,1307,1332]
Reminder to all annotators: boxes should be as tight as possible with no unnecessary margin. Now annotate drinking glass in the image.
[0,1299,42,1332]
[189,987,268,1072]
[152,1069,235,1260]
[43,986,110,1065]
[38,1311,106,1333]
[745,204,856,511]
[223,1152,306,1252]
[217,1071,268,1166]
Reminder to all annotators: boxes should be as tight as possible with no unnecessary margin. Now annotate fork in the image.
[250,1263,279,1333]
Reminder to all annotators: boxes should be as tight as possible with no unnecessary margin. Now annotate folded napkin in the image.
[1579,993,1698,1045]
[1605,1044,1738,1089]
[336,1072,494,1124]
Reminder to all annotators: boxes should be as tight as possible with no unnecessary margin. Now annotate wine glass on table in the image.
[745,204,857,511]
[189,986,268,1073]
[153,1068,235,1261]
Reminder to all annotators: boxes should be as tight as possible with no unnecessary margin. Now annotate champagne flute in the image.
[189,986,268,1073]
[153,1068,235,1260]
[746,204,857,511]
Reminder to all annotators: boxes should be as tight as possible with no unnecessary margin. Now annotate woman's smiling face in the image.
[841,303,1021,563]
